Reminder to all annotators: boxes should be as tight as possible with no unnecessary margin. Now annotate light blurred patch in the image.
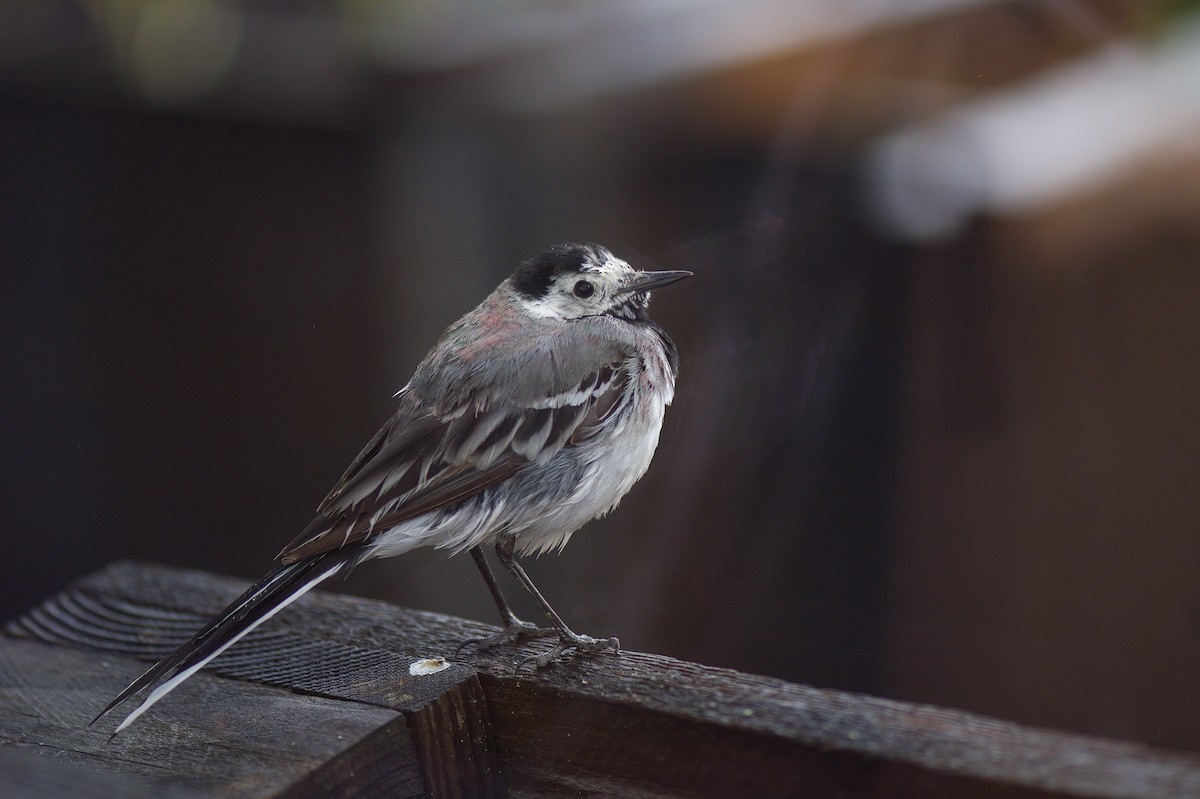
[129,0,242,105]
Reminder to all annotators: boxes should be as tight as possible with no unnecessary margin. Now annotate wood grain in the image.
[404,675,506,799]
[0,637,415,798]
[6,561,1200,798]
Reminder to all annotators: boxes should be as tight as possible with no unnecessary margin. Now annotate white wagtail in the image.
[94,242,691,733]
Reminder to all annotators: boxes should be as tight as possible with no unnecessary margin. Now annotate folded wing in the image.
[278,360,630,564]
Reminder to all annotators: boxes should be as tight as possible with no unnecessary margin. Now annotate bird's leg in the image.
[471,545,531,629]
[456,546,555,655]
[493,537,620,670]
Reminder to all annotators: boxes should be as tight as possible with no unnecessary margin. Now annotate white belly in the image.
[512,387,668,556]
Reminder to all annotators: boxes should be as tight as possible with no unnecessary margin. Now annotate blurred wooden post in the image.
[3,562,1200,798]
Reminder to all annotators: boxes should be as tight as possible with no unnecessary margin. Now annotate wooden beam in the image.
[5,561,1200,798]
[0,637,417,798]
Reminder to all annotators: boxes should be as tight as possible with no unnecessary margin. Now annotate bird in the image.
[93,242,691,734]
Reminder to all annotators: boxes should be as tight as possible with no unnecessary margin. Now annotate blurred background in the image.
[3,0,1200,753]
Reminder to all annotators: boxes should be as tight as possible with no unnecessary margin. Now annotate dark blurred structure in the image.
[4,0,1200,753]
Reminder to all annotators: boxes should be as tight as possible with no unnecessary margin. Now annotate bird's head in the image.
[510,243,691,322]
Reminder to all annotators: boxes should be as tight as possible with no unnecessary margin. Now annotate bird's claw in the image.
[515,633,620,673]
[455,618,557,657]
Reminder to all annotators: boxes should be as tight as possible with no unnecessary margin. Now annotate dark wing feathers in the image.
[314,390,441,515]
[571,365,627,445]
[277,359,630,564]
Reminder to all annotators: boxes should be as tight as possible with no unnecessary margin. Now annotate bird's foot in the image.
[456,616,557,657]
[516,632,620,672]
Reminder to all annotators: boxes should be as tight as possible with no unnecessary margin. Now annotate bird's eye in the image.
[573,280,595,299]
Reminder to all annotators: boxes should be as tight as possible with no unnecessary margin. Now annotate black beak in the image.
[618,270,693,295]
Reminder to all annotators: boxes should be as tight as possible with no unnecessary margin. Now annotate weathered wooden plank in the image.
[404,674,506,799]
[0,636,419,799]
[274,716,422,799]
[484,676,1073,799]
[6,561,491,713]
[4,562,508,798]
[0,744,181,799]
[8,561,1200,799]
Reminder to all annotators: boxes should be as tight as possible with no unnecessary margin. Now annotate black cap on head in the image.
[511,243,606,299]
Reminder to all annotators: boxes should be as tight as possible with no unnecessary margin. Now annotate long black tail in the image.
[92,549,356,734]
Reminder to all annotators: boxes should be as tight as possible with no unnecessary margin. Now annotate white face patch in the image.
[519,250,644,321]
